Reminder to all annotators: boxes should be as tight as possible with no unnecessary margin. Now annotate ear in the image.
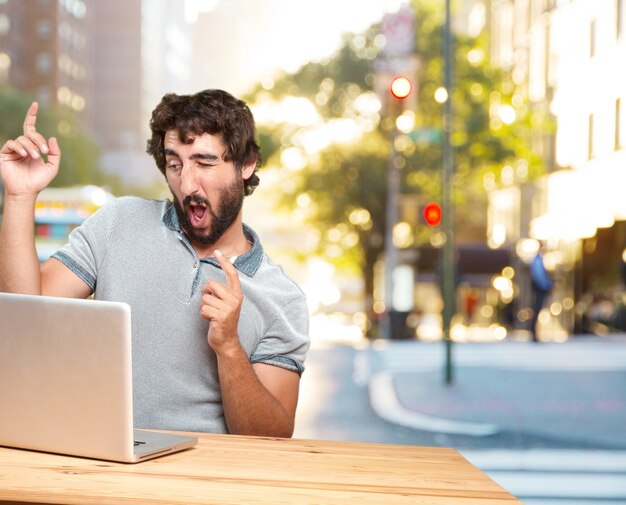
[241,160,256,181]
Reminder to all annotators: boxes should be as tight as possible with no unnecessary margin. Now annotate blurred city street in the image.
[1,0,626,503]
[294,324,626,504]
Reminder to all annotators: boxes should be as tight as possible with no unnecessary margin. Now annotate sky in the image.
[187,0,407,94]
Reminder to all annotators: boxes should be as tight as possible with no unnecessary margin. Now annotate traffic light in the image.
[423,202,442,226]
[390,76,412,100]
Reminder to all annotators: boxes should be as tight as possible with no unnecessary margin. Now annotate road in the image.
[293,334,626,504]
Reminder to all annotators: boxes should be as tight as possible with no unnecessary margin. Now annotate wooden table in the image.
[0,432,521,504]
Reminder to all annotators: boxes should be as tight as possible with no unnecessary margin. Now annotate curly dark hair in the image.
[146,89,261,196]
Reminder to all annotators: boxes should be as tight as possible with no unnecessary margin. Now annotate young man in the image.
[0,89,309,437]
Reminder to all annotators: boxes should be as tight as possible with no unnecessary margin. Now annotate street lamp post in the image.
[442,0,456,384]
[383,76,413,340]
[375,6,417,340]
[383,126,401,340]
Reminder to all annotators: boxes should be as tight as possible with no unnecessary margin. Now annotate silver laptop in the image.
[0,292,198,463]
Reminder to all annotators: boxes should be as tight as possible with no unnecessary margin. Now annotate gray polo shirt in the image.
[52,196,309,433]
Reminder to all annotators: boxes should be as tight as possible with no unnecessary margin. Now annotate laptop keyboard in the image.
[134,440,146,447]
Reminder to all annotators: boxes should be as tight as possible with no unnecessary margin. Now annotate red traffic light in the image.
[423,202,442,226]
[390,76,412,100]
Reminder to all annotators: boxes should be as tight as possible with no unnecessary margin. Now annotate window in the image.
[590,19,596,58]
[61,0,87,19]
[36,86,51,106]
[544,22,551,94]
[617,99,623,150]
[544,0,557,12]
[588,114,595,159]
[0,52,10,84]
[35,52,52,74]
[36,19,52,40]
[0,14,9,36]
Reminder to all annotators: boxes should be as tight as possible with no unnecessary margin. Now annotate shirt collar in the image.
[162,201,264,277]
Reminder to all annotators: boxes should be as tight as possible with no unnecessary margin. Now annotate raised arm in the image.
[0,102,61,294]
[0,102,91,298]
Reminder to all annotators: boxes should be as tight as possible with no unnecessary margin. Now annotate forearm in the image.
[216,343,294,438]
[0,194,41,294]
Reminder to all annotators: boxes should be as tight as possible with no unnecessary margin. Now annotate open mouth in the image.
[187,202,208,228]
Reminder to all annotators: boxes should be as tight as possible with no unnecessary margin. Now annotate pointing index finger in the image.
[23,102,39,133]
[214,250,241,293]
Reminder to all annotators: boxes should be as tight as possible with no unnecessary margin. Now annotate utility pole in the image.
[382,76,414,340]
[442,0,456,384]
[375,6,417,340]
[383,125,401,340]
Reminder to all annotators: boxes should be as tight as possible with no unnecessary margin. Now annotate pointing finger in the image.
[22,102,49,155]
[23,102,38,134]
[214,249,241,294]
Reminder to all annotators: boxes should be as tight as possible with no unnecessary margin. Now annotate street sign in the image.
[380,7,415,57]
[410,127,442,144]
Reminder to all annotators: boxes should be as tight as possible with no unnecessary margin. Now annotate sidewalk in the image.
[364,336,626,450]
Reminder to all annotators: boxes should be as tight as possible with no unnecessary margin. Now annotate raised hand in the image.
[0,102,61,197]
[200,250,244,354]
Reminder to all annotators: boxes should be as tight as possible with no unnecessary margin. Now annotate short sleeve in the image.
[50,200,119,291]
[250,295,310,376]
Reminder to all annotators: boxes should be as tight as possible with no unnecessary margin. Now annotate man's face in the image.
[164,130,251,245]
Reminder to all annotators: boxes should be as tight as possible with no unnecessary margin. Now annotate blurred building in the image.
[0,0,193,188]
[487,0,626,336]
[0,0,91,120]
[91,0,192,187]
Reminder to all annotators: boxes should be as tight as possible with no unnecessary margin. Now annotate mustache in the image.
[183,194,209,206]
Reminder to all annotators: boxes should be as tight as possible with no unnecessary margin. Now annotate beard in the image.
[171,177,245,245]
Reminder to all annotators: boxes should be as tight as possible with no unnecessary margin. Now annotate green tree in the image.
[248,1,549,330]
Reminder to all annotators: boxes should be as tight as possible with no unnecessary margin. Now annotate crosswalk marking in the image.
[477,470,626,502]
[463,449,626,503]
[460,449,626,472]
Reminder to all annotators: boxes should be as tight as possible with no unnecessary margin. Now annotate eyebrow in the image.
[163,148,221,163]
[191,153,222,162]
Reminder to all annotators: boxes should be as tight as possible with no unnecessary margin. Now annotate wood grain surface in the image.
[0,432,521,504]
